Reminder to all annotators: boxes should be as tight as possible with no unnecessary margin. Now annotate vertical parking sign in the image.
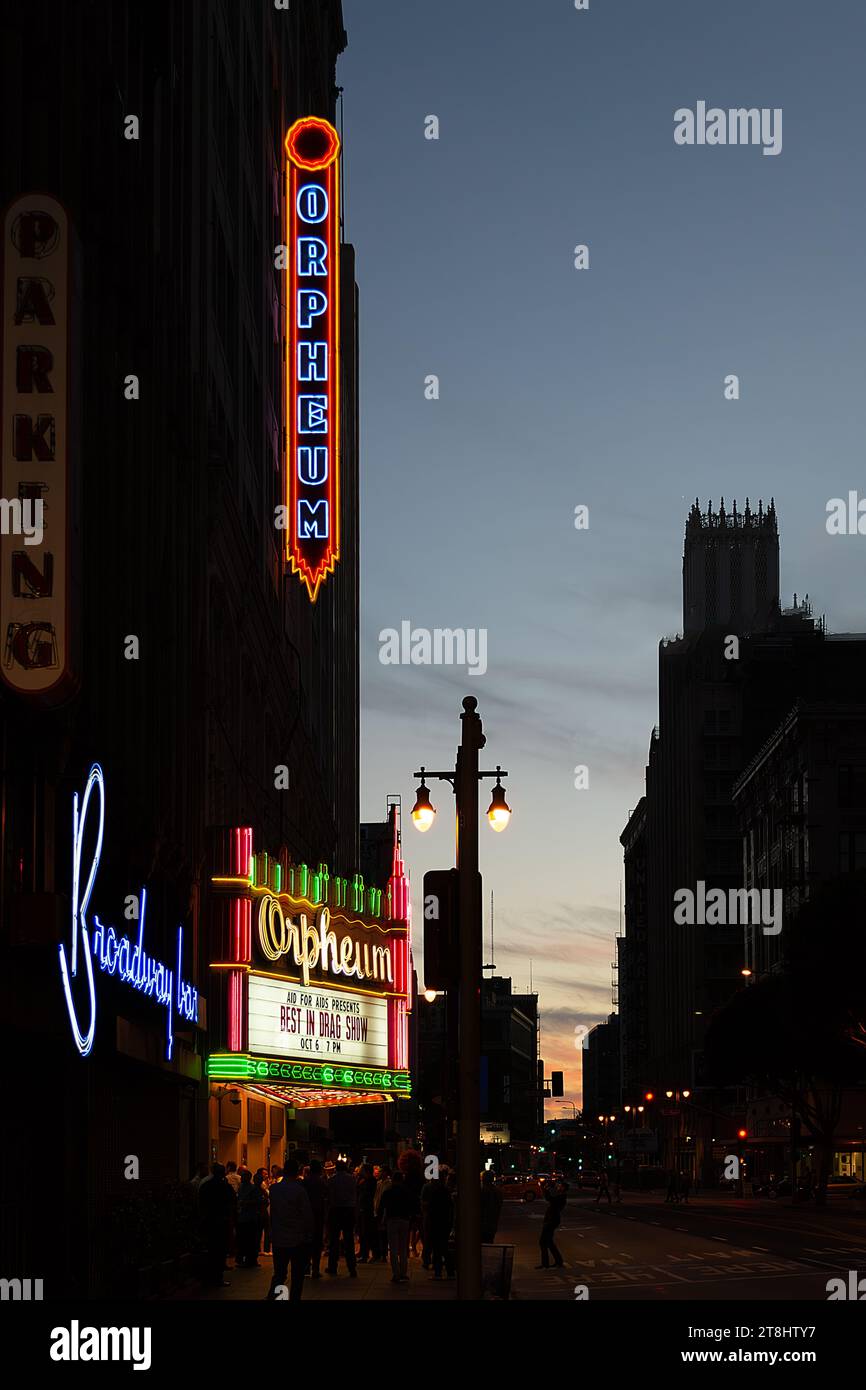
[1,195,76,699]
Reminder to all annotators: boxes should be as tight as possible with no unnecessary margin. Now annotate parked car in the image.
[827,1175,866,1196]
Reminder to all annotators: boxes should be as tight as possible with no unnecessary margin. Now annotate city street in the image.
[190,1191,866,1303]
[505,1193,866,1300]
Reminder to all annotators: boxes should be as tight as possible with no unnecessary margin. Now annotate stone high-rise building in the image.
[619,501,866,1181]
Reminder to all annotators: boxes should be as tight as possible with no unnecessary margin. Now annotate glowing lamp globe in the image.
[411,782,436,832]
[487,781,511,832]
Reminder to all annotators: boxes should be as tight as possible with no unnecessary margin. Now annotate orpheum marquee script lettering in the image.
[257,894,394,991]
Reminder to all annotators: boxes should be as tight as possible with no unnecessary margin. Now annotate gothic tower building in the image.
[683,498,780,635]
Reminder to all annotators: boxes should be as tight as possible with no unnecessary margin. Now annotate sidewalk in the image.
[192,1250,457,1302]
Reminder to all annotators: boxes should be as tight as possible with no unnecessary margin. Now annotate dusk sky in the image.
[340,0,866,1113]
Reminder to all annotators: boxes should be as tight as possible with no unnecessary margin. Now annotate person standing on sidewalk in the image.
[326,1160,358,1278]
[357,1163,378,1263]
[536,1181,566,1269]
[254,1168,270,1254]
[304,1159,327,1278]
[199,1164,236,1288]
[266,1160,313,1302]
[374,1165,393,1263]
[235,1168,263,1268]
[424,1171,454,1279]
[480,1171,503,1243]
[379,1170,413,1282]
[595,1171,612,1207]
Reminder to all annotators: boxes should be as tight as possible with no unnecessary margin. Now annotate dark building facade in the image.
[481,976,541,1145]
[734,700,866,977]
[619,501,866,1181]
[582,1013,621,1123]
[416,975,541,1160]
[1,0,358,1296]
[733,701,866,1182]
[618,798,648,1105]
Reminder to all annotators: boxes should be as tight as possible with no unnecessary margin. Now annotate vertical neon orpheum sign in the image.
[285,117,341,602]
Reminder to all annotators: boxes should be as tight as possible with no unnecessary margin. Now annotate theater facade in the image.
[206,818,412,1169]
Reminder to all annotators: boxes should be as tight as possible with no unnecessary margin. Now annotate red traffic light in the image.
[738,1128,748,1140]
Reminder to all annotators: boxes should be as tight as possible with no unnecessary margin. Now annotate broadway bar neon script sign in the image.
[285,116,340,601]
[58,764,198,1059]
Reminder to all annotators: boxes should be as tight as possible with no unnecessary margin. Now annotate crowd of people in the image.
[189,1155,491,1300]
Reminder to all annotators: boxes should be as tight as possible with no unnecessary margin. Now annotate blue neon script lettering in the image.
[58,764,102,1056]
[58,764,198,1059]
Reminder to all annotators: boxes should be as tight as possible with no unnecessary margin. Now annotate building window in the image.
[840,765,866,808]
[839,832,866,873]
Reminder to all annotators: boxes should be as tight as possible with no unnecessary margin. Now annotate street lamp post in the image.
[411,696,510,1301]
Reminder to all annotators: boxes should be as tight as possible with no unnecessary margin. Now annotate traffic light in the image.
[422,869,458,990]
[551,1071,564,1097]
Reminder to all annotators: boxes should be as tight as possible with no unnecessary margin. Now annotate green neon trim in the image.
[206,1053,411,1093]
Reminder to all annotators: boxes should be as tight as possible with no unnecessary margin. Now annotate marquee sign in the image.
[248,976,388,1069]
[1,195,75,699]
[285,116,341,602]
[58,764,198,1060]
[209,819,412,1098]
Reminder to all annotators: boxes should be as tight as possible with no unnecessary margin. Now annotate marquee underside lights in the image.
[285,117,341,602]
[241,1083,395,1109]
[207,1052,411,1096]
